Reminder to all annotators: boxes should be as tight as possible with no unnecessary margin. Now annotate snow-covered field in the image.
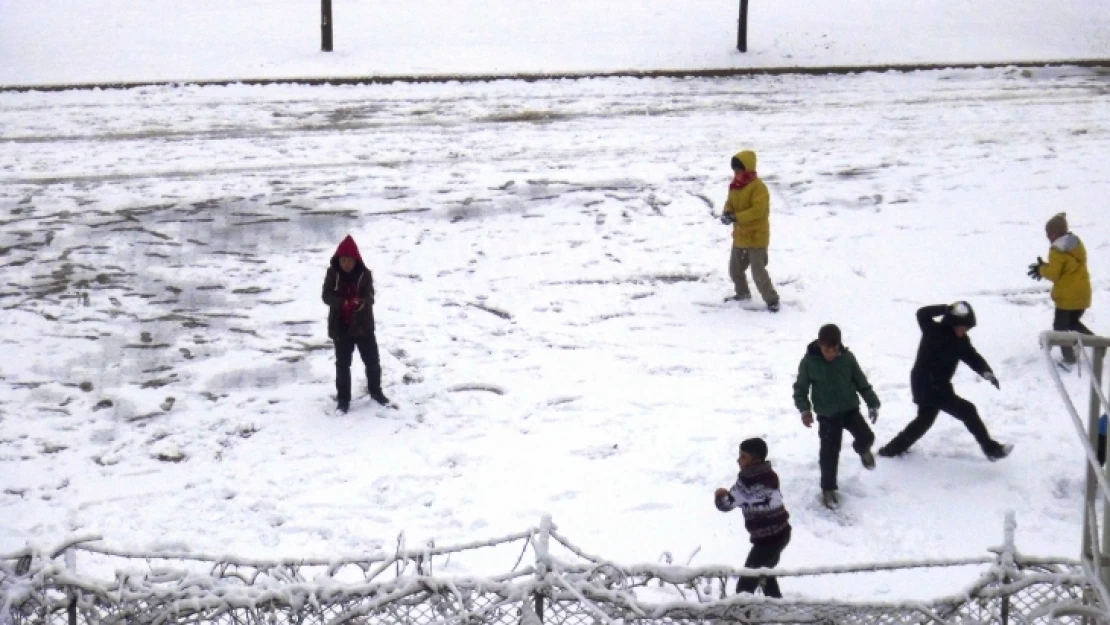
[1,0,1109,85]
[2,65,1109,600]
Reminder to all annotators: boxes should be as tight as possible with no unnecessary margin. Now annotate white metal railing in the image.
[1041,331,1110,603]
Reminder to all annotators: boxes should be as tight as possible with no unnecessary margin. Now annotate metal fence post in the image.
[533,516,552,624]
[737,0,749,52]
[1093,346,1109,588]
[321,0,333,52]
[65,548,77,625]
[999,513,1016,625]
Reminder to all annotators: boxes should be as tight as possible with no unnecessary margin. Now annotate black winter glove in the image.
[983,371,1000,390]
[720,213,735,225]
[1027,257,1045,280]
[714,489,733,512]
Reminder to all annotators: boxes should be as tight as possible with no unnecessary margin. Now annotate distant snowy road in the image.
[1,67,1109,601]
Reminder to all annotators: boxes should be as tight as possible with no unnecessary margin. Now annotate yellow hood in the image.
[734,150,757,172]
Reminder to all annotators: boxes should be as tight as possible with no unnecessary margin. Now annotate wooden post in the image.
[737,0,749,52]
[321,0,333,52]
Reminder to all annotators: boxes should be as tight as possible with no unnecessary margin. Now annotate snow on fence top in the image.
[1,513,1107,624]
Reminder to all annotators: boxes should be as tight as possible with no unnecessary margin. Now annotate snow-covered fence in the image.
[3,513,1107,625]
[1042,331,1110,597]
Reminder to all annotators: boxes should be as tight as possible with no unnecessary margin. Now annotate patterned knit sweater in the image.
[715,461,791,544]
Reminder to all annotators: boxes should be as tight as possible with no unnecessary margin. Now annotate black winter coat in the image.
[322,264,375,340]
[910,305,991,405]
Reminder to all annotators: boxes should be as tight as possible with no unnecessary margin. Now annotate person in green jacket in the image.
[793,324,881,509]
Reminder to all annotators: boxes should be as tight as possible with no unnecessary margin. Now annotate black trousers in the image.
[737,534,790,598]
[818,410,875,491]
[1054,308,1093,364]
[883,395,999,455]
[334,335,382,403]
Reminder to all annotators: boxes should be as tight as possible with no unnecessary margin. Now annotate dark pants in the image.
[737,534,790,598]
[883,395,1000,455]
[818,410,875,491]
[1054,308,1093,364]
[334,335,382,403]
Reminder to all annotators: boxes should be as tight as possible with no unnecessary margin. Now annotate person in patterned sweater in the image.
[714,438,791,598]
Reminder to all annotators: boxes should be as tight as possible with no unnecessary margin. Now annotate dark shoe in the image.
[877,445,901,458]
[724,294,752,302]
[822,490,839,509]
[337,399,350,413]
[370,390,390,406]
[860,450,876,470]
[985,443,1013,462]
[767,301,780,313]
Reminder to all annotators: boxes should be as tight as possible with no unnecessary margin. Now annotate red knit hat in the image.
[333,235,362,261]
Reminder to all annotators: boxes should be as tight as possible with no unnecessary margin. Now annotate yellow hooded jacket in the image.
[722,150,770,248]
[1039,233,1092,310]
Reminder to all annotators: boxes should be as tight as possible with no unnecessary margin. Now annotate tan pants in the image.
[729,247,779,305]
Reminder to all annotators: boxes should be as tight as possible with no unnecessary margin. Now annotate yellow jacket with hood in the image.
[722,151,770,248]
[1039,233,1092,310]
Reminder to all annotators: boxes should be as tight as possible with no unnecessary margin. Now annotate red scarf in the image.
[729,171,757,190]
[338,273,361,324]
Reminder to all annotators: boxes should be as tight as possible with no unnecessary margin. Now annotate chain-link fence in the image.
[2,515,1107,625]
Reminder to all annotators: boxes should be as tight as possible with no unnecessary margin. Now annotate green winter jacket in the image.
[793,341,881,416]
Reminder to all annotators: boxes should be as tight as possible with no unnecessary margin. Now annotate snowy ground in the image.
[1,0,1109,85]
[1,66,1109,601]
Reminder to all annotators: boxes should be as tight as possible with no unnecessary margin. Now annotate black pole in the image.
[321,0,333,52]
[737,0,749,53]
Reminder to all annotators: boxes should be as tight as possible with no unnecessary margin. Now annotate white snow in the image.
[1,0,1109,85]
[1,0,1109,605]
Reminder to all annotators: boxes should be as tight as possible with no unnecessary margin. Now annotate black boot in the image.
[367,364,388,405]
[877,444,902,458]
[337,398,350,413]
[984,442,1013,461]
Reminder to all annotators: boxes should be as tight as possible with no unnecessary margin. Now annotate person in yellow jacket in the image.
[720,150,780,312]
[1028,212,1094,365]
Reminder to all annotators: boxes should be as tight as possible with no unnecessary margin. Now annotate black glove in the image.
[720,213,735,225]
[983,371,1000,390]
[868,407,879,424]
[1027,257,1045,280]
[714,489,733,512]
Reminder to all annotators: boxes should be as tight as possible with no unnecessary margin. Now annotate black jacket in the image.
[322,264,375,340]
[910,305,991,405]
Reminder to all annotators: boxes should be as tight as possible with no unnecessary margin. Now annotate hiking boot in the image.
[370,390,391,406]
[337,399,350,414]
[985,443,1014,462]
[724,294,752,303]
[822,490,839,509]
[860,450,876,470]
[877,445,901,458]
[767,301,781,313]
